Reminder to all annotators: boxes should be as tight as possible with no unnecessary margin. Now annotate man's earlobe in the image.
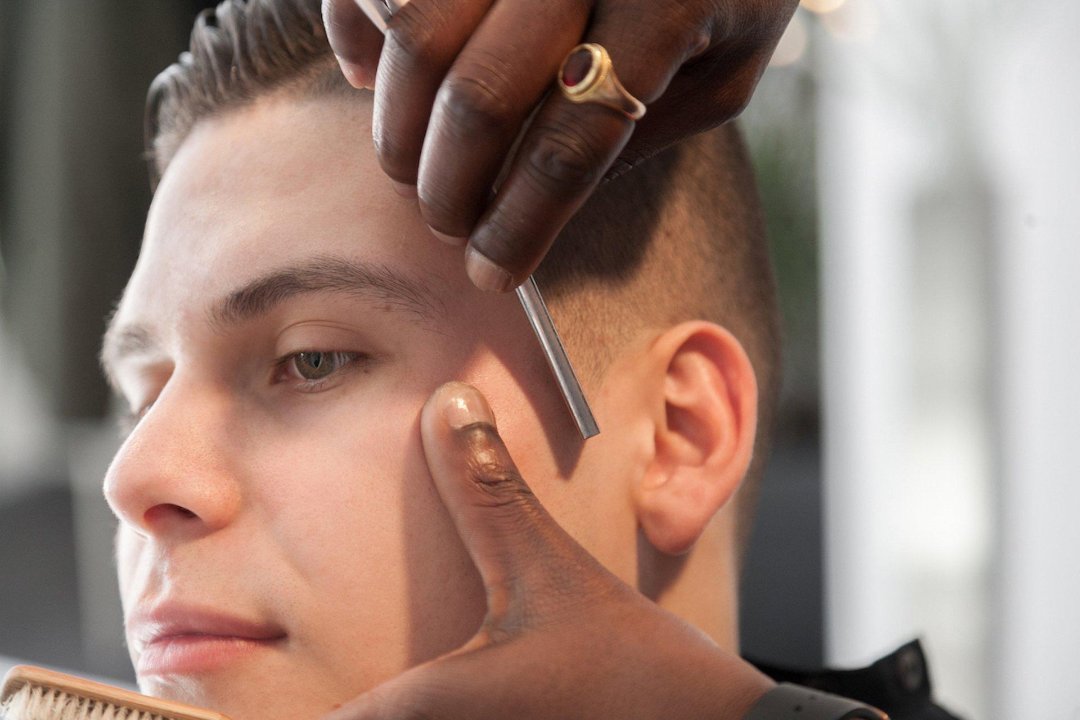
[634,322,758,555]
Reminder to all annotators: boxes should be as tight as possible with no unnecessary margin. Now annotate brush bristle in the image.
[2,684,173,720]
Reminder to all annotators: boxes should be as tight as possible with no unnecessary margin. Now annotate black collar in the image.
[749,640,965,720]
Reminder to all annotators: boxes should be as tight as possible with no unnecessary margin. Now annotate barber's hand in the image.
[322,0,798,291]
[321,382,774,720]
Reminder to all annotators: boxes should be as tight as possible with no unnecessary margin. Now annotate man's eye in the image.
[281,351,362,385]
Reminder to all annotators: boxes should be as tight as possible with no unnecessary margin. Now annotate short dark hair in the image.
[144,0,780,555]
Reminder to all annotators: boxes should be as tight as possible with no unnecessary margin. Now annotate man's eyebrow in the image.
[100,256,443,391]
[210,255,444,327]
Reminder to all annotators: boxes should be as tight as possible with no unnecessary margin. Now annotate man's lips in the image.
[130,602,287,676]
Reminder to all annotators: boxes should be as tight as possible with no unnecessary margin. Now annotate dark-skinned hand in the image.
[320,382,774,720]
[322,0,798,292]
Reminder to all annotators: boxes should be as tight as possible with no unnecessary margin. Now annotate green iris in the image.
[293,351,340,381]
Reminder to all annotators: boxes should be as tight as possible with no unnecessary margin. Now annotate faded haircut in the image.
[144,0,781,558]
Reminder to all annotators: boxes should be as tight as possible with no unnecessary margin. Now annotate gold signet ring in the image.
[557,43,646,121]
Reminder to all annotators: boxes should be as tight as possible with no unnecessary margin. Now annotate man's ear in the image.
[634,321,758,556]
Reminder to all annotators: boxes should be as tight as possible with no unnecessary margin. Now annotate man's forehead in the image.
[102,93,474,380]
[136,96,444,302]
[157,93,377,206]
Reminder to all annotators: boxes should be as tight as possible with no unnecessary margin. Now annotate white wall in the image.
[819,1,1079,718]
[983,2,1080,716]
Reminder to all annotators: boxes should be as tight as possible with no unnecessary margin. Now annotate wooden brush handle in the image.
[1,665,232,720]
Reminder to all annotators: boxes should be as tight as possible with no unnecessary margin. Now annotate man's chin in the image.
[137,663,355,720]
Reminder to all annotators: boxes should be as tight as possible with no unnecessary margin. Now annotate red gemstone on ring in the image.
[562,47,594,88]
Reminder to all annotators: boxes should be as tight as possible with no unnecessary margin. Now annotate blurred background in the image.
[1,1,1077,718]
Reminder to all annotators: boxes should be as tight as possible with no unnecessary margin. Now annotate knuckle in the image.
[437,71,514,140]
[523,124,605,193]
[385,5,444,72]
[662,1,716,55]
[463,440,534,508]
[470,461,532,504]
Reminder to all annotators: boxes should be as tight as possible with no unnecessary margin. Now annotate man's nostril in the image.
[144,503,198,525]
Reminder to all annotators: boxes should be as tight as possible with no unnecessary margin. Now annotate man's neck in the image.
[636,518,740,651]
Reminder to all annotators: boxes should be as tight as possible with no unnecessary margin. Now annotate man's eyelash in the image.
[274,350,368,391]
[114,352,368,434]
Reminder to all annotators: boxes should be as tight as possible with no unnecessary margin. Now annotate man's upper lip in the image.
[130,602,286,648]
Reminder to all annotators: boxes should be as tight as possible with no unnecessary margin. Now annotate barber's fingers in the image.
[414,0,589,242]
[419,382,599,622]
[607,44,782,181]
[462,4,718,290]
[372,0,496,190]
[323,0,385,89]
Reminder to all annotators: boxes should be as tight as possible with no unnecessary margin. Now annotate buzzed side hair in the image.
[538,130,780,554]
[144,0,780,555]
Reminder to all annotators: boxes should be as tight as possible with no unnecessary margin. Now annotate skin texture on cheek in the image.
[254,377,488,664]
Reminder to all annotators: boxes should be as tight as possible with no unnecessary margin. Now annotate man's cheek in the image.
[115,528,143,597]
[114,526,148,661]
[245,412,423,569]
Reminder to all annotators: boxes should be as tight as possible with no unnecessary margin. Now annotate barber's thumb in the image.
[421,382,567,613]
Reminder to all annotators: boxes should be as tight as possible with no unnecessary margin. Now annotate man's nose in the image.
[104,377,242,540]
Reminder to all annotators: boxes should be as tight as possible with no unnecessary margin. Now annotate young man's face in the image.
[101,94,640,720]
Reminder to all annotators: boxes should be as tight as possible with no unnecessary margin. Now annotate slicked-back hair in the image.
[144,0,781,558]
[146,0,348,188]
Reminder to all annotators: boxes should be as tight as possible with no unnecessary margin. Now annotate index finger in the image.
[462,11,709,291]
[464,97,633,291]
